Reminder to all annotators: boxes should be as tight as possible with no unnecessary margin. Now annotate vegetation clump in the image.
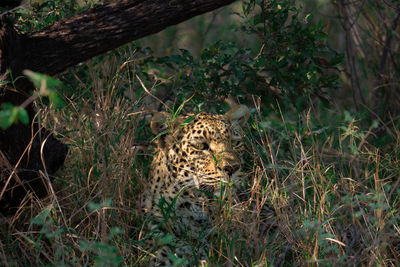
[1,0,399,266]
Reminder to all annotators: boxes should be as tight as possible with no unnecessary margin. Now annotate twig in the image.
[136,74,172,112]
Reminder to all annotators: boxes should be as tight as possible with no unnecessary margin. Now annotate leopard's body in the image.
[141,105,249,266]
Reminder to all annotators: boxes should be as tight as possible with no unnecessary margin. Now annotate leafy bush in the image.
[131,0,341,112]
[1,0,399,266]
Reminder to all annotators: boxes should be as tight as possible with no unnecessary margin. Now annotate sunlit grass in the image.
[1,51,399,266]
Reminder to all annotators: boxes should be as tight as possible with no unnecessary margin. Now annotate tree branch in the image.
[0,0,236,214]
[20,0,236,76]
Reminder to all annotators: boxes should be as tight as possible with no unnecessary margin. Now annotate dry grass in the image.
[1,50,399,266]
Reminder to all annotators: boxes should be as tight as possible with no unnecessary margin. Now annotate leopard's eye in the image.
[193,142,209,150]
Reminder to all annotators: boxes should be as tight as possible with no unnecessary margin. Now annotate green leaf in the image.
[180,112,200,127]
[31,208,51,225]
[151,130,169,142]
[17,108,29,125]
[23,70,65,109]
[0,104,18,130]
[304,13,313,23]
[23,70,62,94]
[49,91,66,109]
[2,103,14,110]
[158,234,175,245]
[169,252,189,266]
[88,199,113,212]
[0,109,13,130]
[0,104,30,129]
[344,110,353,122]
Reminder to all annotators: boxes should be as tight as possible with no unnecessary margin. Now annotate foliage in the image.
[131,0,341,111]
[239,0,341,108]
[0,70,64,129]
[0,103,28,130]
[24,70,66,109]
[1,0,399,266]
[5,0,102,32]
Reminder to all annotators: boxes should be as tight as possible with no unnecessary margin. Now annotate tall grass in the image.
[1,47,399,266]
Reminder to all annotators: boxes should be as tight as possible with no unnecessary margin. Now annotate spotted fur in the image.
[141,105,250,266]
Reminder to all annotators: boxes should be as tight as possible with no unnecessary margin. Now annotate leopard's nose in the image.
[223,165,240,176]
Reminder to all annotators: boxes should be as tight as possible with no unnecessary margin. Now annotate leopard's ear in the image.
[150,112,169,136]
[151,112,171,149]
[151,112,185,149]
[150,112,185,135]
[226,104,250,126]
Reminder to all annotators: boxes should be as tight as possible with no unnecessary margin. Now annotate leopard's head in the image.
[150,105,250,194]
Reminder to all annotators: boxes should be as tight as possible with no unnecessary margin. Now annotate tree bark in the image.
[0,0,236,214]
[21,0,236,76]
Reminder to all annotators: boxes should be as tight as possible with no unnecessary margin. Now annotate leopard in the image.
[141,104,250,266]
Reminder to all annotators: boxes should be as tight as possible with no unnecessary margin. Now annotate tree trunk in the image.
[21,0,236,76]
[0,0,236,214]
